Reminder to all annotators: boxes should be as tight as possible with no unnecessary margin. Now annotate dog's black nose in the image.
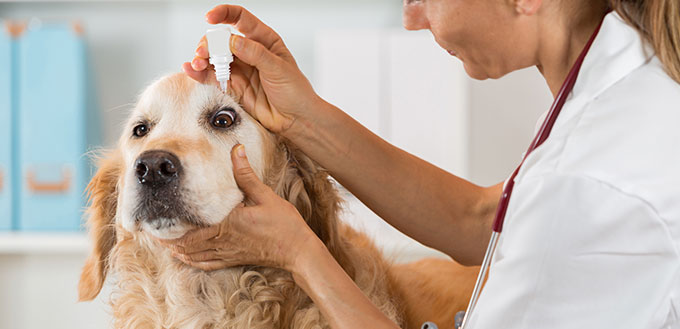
[135,150,182,186]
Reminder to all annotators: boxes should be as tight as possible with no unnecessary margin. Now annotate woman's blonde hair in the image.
[609,0,680,83]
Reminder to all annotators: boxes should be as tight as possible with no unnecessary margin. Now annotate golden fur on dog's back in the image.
[78,73,477,329]
[390,259,479,328]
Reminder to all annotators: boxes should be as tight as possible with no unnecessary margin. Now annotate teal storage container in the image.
[0,24,12,230]
[17,24,88,231]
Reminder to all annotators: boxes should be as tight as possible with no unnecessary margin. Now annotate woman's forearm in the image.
[292,237,401,329]
[286,98,502,265]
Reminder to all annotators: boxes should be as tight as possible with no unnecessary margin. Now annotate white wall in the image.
[469,68,553,185]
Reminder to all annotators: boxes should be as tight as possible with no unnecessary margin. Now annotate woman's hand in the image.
[184,5,322,136]
[157,144,319,272]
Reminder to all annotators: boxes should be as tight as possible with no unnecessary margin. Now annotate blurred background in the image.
[0,0,552,328]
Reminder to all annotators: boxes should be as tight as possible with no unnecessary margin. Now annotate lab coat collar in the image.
[570,11,653,105]
[517,12,653,185]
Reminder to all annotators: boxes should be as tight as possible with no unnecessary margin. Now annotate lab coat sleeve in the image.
[467,173,679,329]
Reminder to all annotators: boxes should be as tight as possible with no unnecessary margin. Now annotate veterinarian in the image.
[164,0,680,328]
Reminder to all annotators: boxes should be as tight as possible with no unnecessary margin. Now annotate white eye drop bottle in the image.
[206,26,233,93]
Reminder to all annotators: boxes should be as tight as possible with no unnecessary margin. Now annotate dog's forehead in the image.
[134,73,240,119]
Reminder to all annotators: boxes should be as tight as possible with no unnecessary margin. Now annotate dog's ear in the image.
[268,141,355,278]
[78,151,122,302]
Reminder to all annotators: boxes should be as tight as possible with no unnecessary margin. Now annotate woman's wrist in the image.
[288,231,329,289]
[280,95,333,144]
[286,228,400,329]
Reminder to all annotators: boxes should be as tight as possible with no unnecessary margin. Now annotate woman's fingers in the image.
[175,249,220,263]
[195,35,208,58]
[230,63,265,121]
[185,260,234,272]
[206,5,283,51]
[166,237,216,255]
[191,36,208,71]
[183,62,209,83]
[160,225,221,252]
[228,65,248,100]
[230,35,282,76]
[191,57,209,71]
[232,57,255,76]
[229,59,258,103]
[231,144,273,204]
[183,62,220,86]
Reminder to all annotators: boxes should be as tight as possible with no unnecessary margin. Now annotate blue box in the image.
[0,23,12,230]
[17,25,88,231]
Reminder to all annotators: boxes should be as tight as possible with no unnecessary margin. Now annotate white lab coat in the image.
[467,12,680,329]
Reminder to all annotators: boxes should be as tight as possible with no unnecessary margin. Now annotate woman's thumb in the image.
[231,144,269,204]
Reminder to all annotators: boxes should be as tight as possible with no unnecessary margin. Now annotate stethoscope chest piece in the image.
[454,311,466,328]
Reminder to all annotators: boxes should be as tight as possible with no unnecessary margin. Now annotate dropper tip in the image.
[219,80,227,93]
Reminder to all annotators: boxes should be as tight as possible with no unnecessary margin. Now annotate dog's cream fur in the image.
[79,73,478,329]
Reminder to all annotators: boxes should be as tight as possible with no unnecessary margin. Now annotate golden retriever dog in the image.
[78,73,478,329]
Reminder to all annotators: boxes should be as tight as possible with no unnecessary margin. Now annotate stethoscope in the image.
[430,14,608,329]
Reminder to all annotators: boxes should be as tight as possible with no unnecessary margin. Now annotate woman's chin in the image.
[463,63,490,80]
[463,63,507,80]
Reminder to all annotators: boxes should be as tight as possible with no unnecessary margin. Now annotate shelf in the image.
[0,232,89,254]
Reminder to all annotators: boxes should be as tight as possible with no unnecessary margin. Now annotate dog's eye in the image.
[133,124,150,138]
[211,108,237,129]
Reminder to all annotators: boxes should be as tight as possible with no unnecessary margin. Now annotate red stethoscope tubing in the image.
[458,14,609,329]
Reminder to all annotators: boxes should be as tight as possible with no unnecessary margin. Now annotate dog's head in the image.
[78,73,350,301]
[117,73,275,239]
